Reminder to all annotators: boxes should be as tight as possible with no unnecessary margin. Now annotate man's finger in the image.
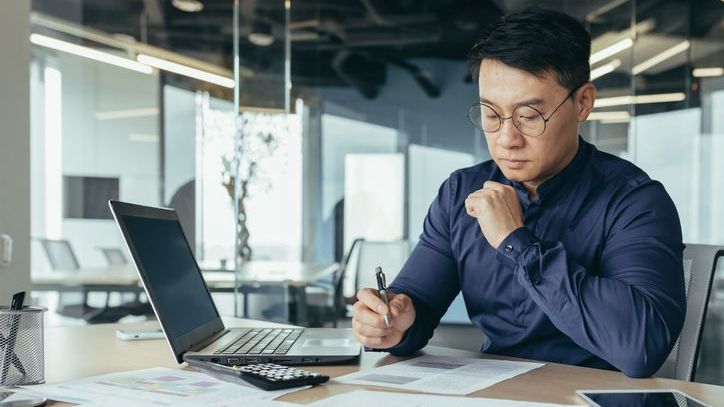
[353,319,391,338]
[353,302,390,328]
[356,288,389,315]
[483,180,505,190]
[353,331,386,348]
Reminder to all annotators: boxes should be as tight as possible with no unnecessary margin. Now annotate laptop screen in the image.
[120,214,219,339]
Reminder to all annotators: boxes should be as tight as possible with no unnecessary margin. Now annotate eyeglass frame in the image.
[467,84,582,137]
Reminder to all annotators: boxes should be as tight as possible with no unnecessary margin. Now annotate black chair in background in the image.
[656,244,723,381]
[304,238,366,327]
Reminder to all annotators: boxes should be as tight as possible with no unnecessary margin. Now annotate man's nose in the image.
[496,118,525,149]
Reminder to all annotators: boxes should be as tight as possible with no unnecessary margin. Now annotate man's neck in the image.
[522,182,540,203]
[521,139,580,203]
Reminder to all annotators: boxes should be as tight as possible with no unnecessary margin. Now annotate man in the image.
[351,7,686,378]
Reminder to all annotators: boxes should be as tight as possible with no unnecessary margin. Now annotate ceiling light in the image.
[95,107,159,120]
[172,0,204,13]
[632,40,690,75]
[590,38,633,64]
[590,59,622,80]
[249,21,275,47]
[587,111,630,121]
[693,67,724,78]
[30,33,152,74]
[594,92,686,108]
[137,54,235,88]
[585,0,629,22]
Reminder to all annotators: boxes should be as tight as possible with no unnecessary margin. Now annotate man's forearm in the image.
[498,227,685,377]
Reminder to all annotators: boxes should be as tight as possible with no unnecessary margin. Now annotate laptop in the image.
[109,200,361,366]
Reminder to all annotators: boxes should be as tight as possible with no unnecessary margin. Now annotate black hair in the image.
[467,7,591,91]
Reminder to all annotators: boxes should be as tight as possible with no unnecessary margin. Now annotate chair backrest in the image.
[353,240,411,296]
[655,243,723,381]
[38,238,80,270]
[331,238,365,314]
[98,247,128,266]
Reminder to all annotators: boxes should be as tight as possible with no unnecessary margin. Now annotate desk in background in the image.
[32,261,338,325]
[42,318,724,406]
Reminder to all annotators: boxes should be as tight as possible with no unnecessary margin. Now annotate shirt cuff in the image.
[495,226,540,270]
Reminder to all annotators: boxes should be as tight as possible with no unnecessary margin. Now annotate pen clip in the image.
[375,266,386,290]
[10,291,25,311]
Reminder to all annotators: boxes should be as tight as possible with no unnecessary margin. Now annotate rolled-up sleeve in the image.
[386,176,462,356]
[496,179,686,377]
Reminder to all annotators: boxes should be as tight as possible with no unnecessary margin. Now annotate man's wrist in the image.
[495,227,539,269]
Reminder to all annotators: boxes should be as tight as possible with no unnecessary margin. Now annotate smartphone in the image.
[115,328,165,341]
[577,389,711,407]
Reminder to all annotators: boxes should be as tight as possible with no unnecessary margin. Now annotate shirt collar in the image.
[492,136,592,205]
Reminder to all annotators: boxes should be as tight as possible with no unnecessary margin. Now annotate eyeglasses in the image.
[467,87,579,138]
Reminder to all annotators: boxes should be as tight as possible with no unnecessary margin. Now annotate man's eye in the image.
[518,115,536,121]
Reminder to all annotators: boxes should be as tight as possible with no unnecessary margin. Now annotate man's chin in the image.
[497,166,534,183]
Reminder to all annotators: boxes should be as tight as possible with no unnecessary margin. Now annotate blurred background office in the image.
[0,0,722,385]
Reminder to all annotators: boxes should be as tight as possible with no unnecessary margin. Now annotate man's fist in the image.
[465,181,524,248]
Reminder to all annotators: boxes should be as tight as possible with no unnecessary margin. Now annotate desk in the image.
[32,262,338,324]
[42,319,724,405]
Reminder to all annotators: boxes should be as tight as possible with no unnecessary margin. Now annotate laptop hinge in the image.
[191,328,230,352]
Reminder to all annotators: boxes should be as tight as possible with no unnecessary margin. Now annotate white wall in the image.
[0,0,32,300]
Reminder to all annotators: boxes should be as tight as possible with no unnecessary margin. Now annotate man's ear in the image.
[575,82,597,122]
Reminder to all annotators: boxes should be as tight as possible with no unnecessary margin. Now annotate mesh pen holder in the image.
[0,306,46,387]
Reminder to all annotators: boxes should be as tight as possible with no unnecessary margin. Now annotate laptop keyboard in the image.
[215,328,303,355]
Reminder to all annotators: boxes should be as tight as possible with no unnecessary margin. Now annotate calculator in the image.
[186,359,329,391]
[237,363,330,390]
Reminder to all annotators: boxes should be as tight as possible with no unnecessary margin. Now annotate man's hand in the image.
[352,288,416,349]
[465,181,524,249]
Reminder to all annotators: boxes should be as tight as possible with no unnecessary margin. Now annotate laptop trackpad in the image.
[302,338,353,348]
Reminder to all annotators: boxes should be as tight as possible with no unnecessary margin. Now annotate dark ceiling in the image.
[31,0,723,101]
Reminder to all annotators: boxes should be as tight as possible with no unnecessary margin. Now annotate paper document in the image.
[19,367,305,406]
[335,355,543,395]
[306,389,577,407]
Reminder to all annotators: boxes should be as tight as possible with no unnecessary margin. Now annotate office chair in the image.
[96,246,154,321]
[304,238,365,327]
[39,238,80,270]
[655,244,723,381]
[98,247,128,266]
[37,238,103,320]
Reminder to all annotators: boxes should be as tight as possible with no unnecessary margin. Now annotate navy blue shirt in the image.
[387,138,686,378]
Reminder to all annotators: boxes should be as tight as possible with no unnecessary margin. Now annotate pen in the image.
[1,291,25,383]
[375,266,391,327]
[185,359,247,387]
[0,333,26,376]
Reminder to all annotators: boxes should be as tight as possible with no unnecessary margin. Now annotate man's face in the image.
[478,59,580,187]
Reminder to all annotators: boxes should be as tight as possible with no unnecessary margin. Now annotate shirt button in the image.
[504,244,514,252]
